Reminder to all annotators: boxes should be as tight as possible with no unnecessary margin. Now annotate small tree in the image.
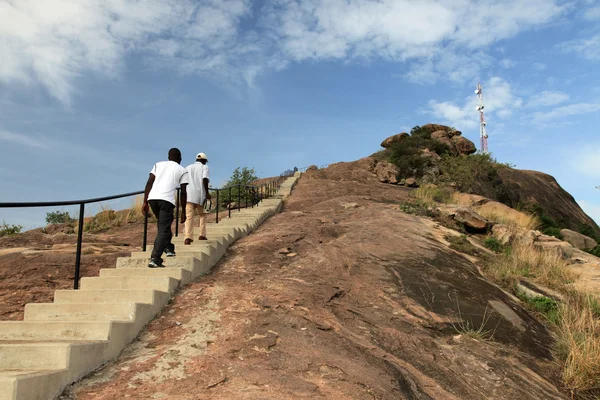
[46,210,75,225]
[0,221,22,237]
[220,167,259,207]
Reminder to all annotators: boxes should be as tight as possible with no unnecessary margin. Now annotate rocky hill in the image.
[374,123,600,239]
[2,127,599,399]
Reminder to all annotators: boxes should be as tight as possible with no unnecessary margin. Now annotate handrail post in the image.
[74,203,85,290]
[175,188,180,237]
[216,190,219,224]
[228,187,232,218]
[238,184,241,212]
[142,210,148,252]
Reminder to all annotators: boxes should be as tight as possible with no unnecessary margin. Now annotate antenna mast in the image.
[475,83,488,153]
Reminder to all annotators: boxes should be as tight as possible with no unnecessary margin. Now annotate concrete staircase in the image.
[0,174,300,400]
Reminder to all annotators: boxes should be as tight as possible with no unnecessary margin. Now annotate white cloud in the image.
[0,0,568,103]
[533,102,600,125]
[0,0,253,104]
[559,34,600,61]
[500,59,517,68]
[584,6,600,21]
[527,91,570,107]
[427,76,523,131]
[0,131,48,149]
[533,62,547,71]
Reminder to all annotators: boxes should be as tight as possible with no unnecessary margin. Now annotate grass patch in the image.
[445,234,479,256]
[483,237,504,253]
[557,291,600,396]
[483,243,574,289]
[399,200,438,218]
[450,301,496,341]
[483,242,600,396]
[516,292,560,325]
[414,185,453,204]
[474,202,539,230]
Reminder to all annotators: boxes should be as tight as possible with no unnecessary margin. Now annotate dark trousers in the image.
[149,200,175,262]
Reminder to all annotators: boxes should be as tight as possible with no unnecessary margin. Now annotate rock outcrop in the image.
[497,168,600,236]
[380,132,408,148]
[368,160,399,184]
[560,229,598,250]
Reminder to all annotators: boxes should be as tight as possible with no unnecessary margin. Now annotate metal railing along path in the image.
[0,170,296,289]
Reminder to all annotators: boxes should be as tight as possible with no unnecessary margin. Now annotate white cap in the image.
[197,152,208,160]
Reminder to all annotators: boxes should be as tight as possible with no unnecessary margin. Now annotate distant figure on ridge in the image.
[184,152,211,245]
[142,148,189,268]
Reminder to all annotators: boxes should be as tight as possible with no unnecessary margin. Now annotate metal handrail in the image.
[0,169,297,290]
[0,190,145,290]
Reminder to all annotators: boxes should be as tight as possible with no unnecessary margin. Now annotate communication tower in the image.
[475,83,488,153]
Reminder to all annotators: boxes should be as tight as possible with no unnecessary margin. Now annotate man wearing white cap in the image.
[184,152,211,244]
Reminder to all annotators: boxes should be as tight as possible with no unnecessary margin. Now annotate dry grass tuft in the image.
[485,242,574,289]
[558,292,600,395]
[475,202,539,230]
[414,185,452,204]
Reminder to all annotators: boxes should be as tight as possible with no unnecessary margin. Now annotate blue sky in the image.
[1,0,600,229]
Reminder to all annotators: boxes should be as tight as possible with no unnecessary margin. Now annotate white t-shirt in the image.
[186,162,210,205]
[148,161,189,205]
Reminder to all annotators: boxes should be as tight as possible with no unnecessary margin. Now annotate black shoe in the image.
[165,249,176,257]
[148,259,164,268]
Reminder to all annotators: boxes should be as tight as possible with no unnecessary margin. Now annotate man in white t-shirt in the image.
[142,148,189,268]
[184,152,211,244]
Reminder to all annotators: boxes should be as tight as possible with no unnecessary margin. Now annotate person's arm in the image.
[142,173,155,214]
[203,177,211,200]
[180,183,188,224]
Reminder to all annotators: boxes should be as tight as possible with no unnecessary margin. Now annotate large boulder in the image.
[497,168,600,236]
[431,130,455,152]
[420,124,454,135]
[374,161,399,184]
[452,193,490,207]
[452,136,477,155]
[560,229,598,250]
[430,129,476,156]
[440,206,489,232]
[454,208,489,231]
[306,165,318,171]
[381,132,408,148]
[491,224,515,246]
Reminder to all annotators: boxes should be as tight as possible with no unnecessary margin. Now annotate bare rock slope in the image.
[64,160,564,400]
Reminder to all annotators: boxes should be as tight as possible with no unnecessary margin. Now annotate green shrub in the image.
[221,167,259,206]
[585,245,600,258]
[578,223,600,243]
[517,294,560,324]
[388,127,450,179]
[438,153,508,202]
[483,237,504,253]
[46,210,75,225]
[0,221,22,237]
[543,227,563,239]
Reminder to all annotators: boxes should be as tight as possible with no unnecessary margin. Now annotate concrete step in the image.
[54,289,170,307]
[79,276,180,294]
[116,256,211,278]
[0,341,107,370]
[0,321,132,342]
[24,302,150,322]
[172,233,234,245]
[0,369,69,400]
[99,267,191,285]
[0,174,300,400]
